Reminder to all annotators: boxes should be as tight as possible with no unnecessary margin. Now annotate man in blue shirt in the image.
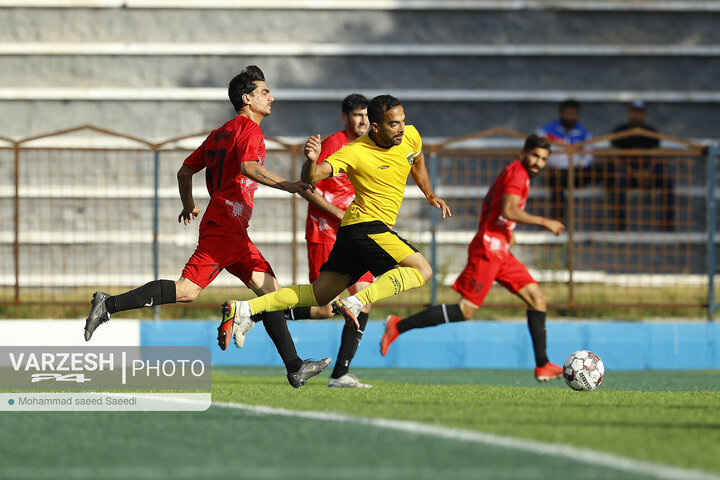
[536,99,595,222]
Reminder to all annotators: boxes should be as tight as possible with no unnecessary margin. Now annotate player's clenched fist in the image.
[304,134,322,162]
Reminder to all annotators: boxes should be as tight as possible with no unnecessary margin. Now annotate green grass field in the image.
[1,368,718,480]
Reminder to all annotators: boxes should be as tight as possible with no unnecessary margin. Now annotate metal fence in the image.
[1,126,717,317]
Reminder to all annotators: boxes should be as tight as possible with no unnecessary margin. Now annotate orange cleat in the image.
[380,314,402,356]
[217,301,236,351]
[217,300,254,350]
[534,361,563,382]
[331,299,360,330]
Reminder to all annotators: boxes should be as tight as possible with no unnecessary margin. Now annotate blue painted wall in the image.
[140,320,720,370]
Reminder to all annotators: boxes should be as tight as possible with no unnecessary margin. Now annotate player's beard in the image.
[523,162,540,177]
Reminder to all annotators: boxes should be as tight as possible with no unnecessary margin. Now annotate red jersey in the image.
[469,160,530,260]
[305,130,357,243]
[183,115,266,232]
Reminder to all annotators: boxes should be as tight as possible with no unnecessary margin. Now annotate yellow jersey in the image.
[325,125,422,228]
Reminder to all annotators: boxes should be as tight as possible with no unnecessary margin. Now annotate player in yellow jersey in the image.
[218,95,452,355]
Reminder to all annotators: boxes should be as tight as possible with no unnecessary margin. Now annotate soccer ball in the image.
[563,350,604,391]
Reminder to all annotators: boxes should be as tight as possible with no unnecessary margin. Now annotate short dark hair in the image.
[342,94,369,115]
[523,134,551,153]
[228,66,265,111]
[559,99,580,111]
[368,94,402,124]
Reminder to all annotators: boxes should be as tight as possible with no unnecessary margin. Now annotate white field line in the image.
[213,401,720,480]
[0,465,548,480]
[0,465,523,480]
[1,394,717,480]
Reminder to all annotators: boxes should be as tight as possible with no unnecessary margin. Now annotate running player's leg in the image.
[247,270,303,374]
[328,274,373,386]
[380,253,498,355]
[220,248,332,387]
[285,241,334,320]
[84,279,182,341]
[224,270,351,342]
[515,282,552,367]
[497,256,561,381]
[347,275,373,323]
[106,279,186,314]
[288,237,374,385]
[243,271,351,315]
[84,233,223,341]
[219,241,294,351]
[226,224,356,328]
[353,252,429,308]
[342,227,429,325]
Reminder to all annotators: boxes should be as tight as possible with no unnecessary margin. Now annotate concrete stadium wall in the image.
[2,6,719,140]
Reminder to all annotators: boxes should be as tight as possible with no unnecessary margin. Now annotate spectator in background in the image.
[536,99,595,222]
[609,99,674,231]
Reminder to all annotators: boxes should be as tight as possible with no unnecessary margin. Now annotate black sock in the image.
[527,309,549,367]
[105,280,176,314]
[398,303,464,333]
[284,307,313,320]
[261,310,302,373]
[331,312,369,379]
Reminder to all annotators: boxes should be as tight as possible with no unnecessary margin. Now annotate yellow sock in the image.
[355,267,425,305]
[248,284,317,315]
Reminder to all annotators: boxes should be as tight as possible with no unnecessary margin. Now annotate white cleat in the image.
[331,295,364,330]
[218,300,254,350]
[328,373,372,389]
[232,301,254,348]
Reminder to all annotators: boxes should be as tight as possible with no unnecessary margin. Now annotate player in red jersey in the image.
[84,66,330,388]
[286,94,374,388]
[381,134,567,381]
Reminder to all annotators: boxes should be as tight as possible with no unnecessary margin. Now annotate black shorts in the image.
[320,221,419,285]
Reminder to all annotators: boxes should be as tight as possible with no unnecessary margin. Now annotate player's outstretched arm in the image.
[298,190,345,220]
[241,161,314,194]
[410,151,452,219]
[301,134,334,184]
[177,164,201,224]
[501,194,565,235]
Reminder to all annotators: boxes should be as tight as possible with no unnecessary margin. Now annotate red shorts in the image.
[307,241,373,285]
[182,226,274,289]
[452,249,536,307]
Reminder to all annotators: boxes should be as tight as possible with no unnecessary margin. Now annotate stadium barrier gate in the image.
[0,126,717,318]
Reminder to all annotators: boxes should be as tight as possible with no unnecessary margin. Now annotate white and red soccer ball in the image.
[563,350,605,391]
